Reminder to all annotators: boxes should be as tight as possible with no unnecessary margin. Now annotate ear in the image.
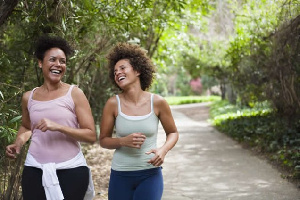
[38,60,42,68]
[135,71,141,77]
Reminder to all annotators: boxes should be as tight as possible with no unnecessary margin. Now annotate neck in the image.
[122,89,145,105]
[41,81,64,92]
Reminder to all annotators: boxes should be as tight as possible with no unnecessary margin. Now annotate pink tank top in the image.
[27,85,80,164]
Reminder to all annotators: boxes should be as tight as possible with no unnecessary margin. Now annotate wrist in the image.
[161,145,170,154]
[15,139,24,149]
[55,123,65,132]
[118,137,124,147]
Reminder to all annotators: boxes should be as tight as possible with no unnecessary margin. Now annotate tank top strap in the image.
[67,85,76,97]
[27,87,38,108]
[116,95,121,113]
[29,87,38,100]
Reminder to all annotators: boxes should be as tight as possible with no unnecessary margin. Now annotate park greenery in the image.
[0,0,299,198]
[165,95,220,105]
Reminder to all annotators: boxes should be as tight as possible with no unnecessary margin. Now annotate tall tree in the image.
[0,0,19,27]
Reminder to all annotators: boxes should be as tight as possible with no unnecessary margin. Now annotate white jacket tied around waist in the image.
[24,151,95,200]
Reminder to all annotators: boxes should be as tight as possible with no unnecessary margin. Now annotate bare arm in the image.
[156,95,179,153]
[35,87,96,143]
[147,94,179,166]
[99,97,119,149]
[6,91,32,158]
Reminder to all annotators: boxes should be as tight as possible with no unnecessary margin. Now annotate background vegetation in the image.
[0,0,299,198]
[165,95,220,105]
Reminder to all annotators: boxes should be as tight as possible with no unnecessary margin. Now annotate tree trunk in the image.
[0,0,19,27]
[220,80,226,100]
[226,84,236,104]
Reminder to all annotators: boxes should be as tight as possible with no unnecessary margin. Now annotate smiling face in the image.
[114,59,140,90]
[38,47,66,83]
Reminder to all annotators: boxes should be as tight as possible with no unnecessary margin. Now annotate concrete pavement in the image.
[158,103,300,200]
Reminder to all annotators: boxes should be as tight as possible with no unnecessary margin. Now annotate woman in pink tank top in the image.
[6,35,96,200]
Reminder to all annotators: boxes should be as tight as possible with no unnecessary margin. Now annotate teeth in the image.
[118,77,125,81]
[51,70,61,74]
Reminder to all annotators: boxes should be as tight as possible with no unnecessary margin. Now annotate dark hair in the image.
[107,43,156,91]
[34,35,74,61]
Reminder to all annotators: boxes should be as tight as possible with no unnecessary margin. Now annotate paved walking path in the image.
[158,103,300,200]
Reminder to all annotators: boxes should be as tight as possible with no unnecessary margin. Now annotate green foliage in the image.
[0,0,210,123]
[210,100,300,179]
[165,95,220,105]
[0,86,23,199]
[0,84,22,155]
[201,75,219,92]
[174,68,194,96]
[1,0,299,196]
[224,0,300,114]
[0,1,213,198]
[0,145,28,200]
[151,0,217,95]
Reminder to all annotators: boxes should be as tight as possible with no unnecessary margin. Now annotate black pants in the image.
[22,166,89,200]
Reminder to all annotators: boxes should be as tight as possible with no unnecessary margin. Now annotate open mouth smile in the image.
[50,69,62,75]
[118,76,125,82]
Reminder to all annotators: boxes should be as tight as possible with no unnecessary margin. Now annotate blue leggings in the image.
[108,167,163,200]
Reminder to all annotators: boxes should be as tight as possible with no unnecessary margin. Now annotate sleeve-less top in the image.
[112,94,159,171]
[27,85,80,164]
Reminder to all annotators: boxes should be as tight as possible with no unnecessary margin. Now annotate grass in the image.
[164,95,221,105]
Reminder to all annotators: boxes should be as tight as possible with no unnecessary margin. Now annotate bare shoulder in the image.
[152,94,171,117]
[71,85,88,101]
[105,95,118,107]
[23,90,31,98]
[21,90,33,112]
[22,90,32,102]
[71,85,84,96]
[70,86,90,108]
[103,95,118,117]
[153,93,168,106]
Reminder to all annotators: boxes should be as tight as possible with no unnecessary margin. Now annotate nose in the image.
[55,60,61,66]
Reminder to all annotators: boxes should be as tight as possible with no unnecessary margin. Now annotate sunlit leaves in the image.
[222,0,300,109]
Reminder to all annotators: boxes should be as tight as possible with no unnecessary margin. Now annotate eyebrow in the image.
[114,64,126,71]
[49,56,66,59]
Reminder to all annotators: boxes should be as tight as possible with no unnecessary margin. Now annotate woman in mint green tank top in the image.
[100,42,179,200]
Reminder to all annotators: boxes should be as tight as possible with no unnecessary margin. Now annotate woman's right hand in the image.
[6,143,22,159]
[121,133,146,149]
[5,130,32,159]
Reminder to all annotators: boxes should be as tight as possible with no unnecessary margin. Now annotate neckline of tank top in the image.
[117,94,155,119]
[30,85,73,102]
[118,110,153,119]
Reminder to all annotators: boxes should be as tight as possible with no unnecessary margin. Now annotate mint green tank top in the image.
[111,94,159,171]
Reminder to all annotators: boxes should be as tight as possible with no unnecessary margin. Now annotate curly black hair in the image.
[34,35,74,61]
[106,43,156,91]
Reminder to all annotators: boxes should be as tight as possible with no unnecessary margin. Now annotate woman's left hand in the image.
[146,148,167,166]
